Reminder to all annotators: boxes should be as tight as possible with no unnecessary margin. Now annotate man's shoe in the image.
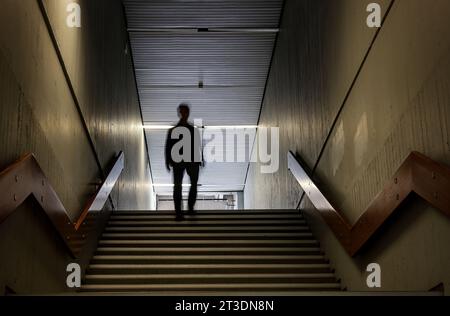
[175,214,184,221]
[187,210,196,215]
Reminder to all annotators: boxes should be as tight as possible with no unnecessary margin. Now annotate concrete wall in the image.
[245,0,450,293]
[0,0,153,294]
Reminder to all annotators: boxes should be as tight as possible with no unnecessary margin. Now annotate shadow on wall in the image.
[0,199,72,294]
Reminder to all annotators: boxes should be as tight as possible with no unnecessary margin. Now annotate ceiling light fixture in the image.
[143,125,174,130]
[152,184,244,187]
[143,125,258,130]
[204,125,258,129]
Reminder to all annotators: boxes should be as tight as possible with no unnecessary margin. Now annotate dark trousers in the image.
[173,163,199,214]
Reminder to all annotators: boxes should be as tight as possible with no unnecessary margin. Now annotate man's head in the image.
[178,103,190,122]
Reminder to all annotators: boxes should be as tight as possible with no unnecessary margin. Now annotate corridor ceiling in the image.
[123,0,283,194]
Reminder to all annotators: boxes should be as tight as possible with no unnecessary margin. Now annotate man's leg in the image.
[173,165,184,218]
[186,164,199,212]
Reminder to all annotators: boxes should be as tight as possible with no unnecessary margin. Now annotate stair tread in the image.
[110,215,303,220]
[104,226,309,231]
[98,240,318,245]
[102,232,312,237]
[112,210,300,214]
[84,273,335,279]
[96,247,321,252]
[81,283,341,290]
[77,291,345,296]
[89,263,330,268]
[107,221,306,226]
[92,255,325,260]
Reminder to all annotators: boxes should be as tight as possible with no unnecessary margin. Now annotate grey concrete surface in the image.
[0,0,153,294]
[245,0,450,294]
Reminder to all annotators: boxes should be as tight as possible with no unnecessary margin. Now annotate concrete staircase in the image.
[81,210,341,294]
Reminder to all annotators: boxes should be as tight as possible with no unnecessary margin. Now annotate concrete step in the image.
[86,263,332,274]
[76,290,442,296]
[90,255,328,265]
[95,247,323,256]
[80,282,342,292]
[106,220,307,227]
[104,226,310,233]
[101,232,315,240]
[83,273,337,285]
[112,210,301,216]
[97,239,319,248]
[82,209,340,294]
[110,214,304,220]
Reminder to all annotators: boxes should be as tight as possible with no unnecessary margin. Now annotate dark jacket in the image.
[165,122,202,167]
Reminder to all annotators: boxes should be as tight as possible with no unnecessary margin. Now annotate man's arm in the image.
[165,129,171,171]
[194,127,204,166]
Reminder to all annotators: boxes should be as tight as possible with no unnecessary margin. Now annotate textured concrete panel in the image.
[0,0,99,219]
[317,0,450,222]
[245,0,450,292]
[42,0,153,210]
[312,0,450,292]
[0,0,153,293]
[245,0,390,209]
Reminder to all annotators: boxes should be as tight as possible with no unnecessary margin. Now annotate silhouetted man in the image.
[165,104,202,220]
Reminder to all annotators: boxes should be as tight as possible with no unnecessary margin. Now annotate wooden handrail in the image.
[288,151,450,256]
[0,152,125,257]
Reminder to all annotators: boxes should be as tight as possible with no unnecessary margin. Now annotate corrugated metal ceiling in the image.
[123,0,283,195]
[123,0,282,29]
[131,33,274,89]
